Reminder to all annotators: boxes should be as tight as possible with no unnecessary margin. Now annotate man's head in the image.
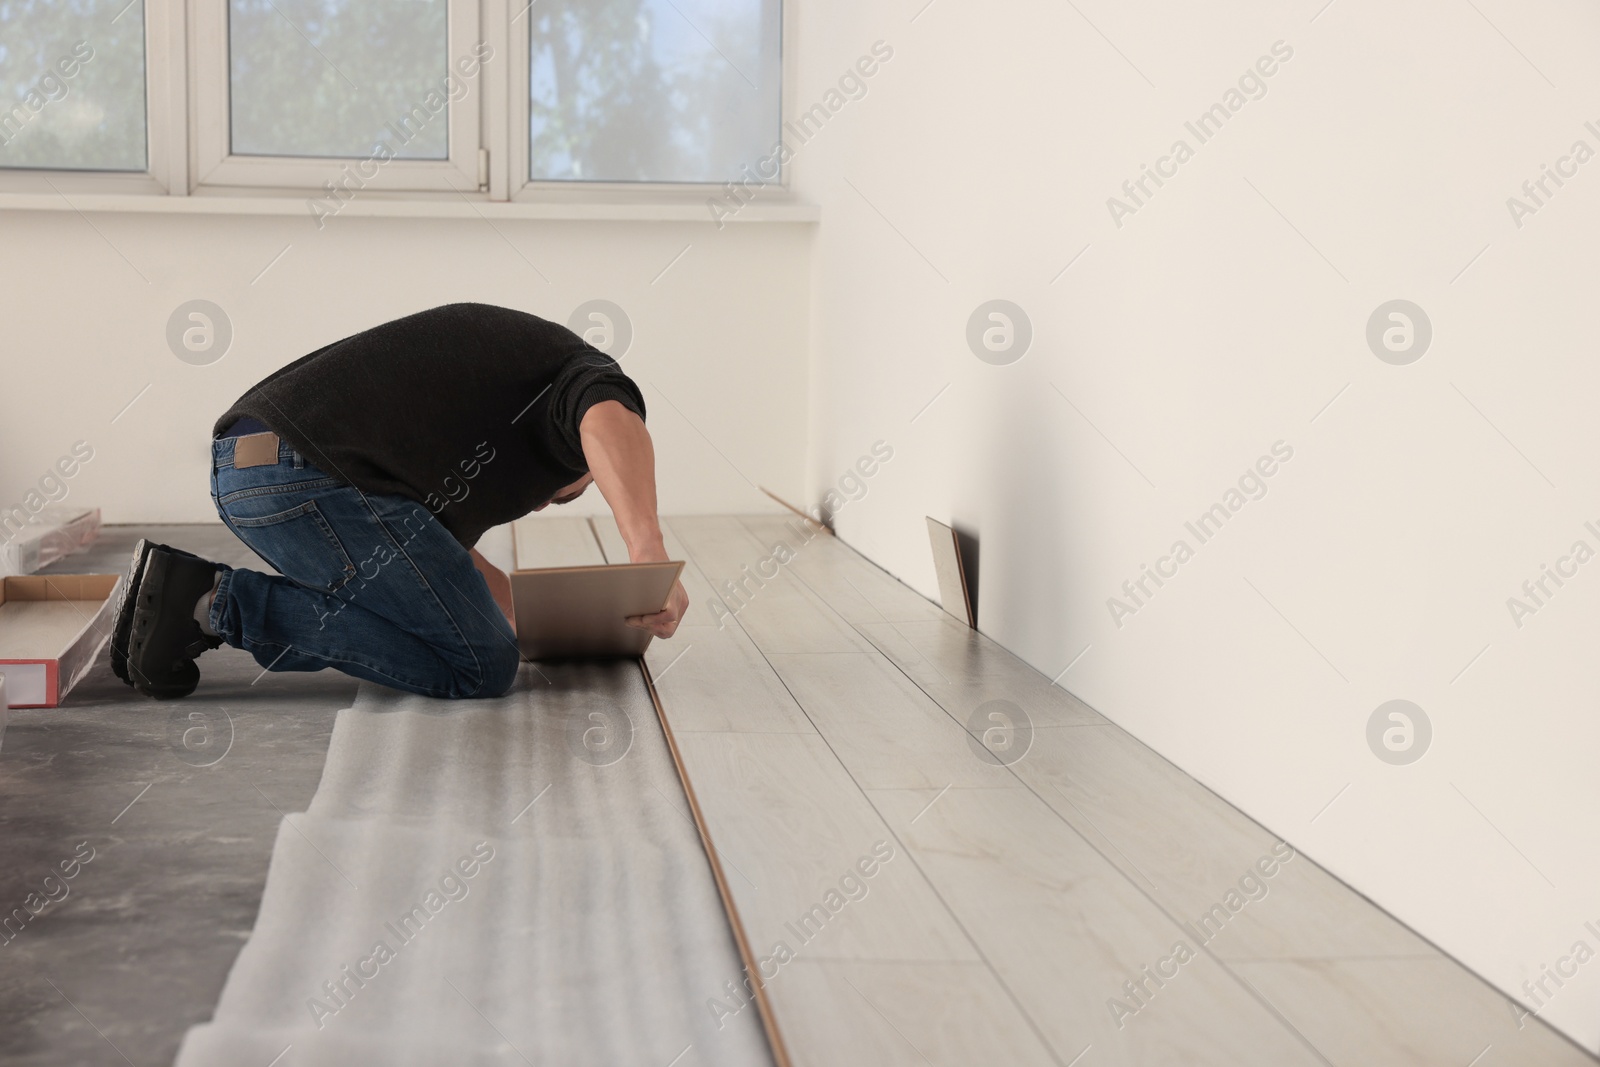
[534,472,593,511]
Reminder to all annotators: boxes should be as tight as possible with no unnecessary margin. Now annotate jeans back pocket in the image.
[227,499,358,593]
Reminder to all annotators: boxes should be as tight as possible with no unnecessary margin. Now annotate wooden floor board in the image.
[739,516,947,625]
[765,652,1016,791]
[1013,723,1438,963]
[856,618,1106,729]
[673,731,979,964]
[648,623,817,734]
[510,515,606,568]
[589,514,629,565]
[866,785,1328,1067]
[1231,957,1596,1066]
[667,516,873,654]
[770,959,1059,1067]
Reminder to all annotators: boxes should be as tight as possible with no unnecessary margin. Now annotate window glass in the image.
[529,0,781,183]
[229,0,450,159]
[0,0,147,171]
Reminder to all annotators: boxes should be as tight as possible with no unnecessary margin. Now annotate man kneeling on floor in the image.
[110,302,689,700]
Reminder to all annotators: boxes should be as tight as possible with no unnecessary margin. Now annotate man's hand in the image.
[469,547,515,629]
[626,577,689,638]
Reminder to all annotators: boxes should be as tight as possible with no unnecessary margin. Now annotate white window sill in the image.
[0,189,819,223]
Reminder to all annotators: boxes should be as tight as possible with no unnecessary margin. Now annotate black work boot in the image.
[123,543,224,699]
[109,539,208,685]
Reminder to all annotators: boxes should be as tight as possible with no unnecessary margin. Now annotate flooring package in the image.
[0,573,118,707]
[0,505,101,576]
[174,661,774,1067]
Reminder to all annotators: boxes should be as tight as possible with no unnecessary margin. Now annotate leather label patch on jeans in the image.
[234,432,281,469]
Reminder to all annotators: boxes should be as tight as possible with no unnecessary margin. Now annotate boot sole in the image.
[126,546,219,701]
[108,539,153,686]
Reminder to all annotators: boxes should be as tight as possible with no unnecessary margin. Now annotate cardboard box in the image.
[0,573,120,708]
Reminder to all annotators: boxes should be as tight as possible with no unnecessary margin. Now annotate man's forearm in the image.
[579,400,666,561]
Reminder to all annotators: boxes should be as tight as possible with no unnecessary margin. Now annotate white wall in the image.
[0,210,811,535]
[792,0,1600,1050]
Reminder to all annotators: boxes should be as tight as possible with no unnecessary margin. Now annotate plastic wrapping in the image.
[0,506,102,577]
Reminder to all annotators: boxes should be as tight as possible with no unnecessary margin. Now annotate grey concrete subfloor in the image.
[0,525,358,1067]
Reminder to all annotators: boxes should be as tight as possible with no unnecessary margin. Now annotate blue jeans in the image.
[208,436,521,698]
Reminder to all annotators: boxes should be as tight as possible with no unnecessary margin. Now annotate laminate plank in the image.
[673,731,978,963]
[856,618,1106,728]
[849,618,954,689]
[736,516,882,627]
[510,515,605,569]
[646,623,817,734]
[766,652,1015,790]
[1013,723,1437,962]
[768,959,1058,1067]
[866,785,1327,1067]
[667,516,872,654]
[739,516,946,625]
[589,515,627,564]
[1230,958,1595,1066]
[924,516,973,626]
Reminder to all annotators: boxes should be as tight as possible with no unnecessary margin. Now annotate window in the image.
[192,0,482,191]
[0,0,787,201]
[525,0,782,184]
[229,0,450,159]
[0,0,149,172]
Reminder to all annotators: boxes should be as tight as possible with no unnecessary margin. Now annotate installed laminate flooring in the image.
[647,515,1596,1067]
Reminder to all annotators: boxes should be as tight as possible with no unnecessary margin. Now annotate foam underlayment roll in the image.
[175,662,773,1067]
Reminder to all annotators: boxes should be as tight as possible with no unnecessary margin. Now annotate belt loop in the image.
[293,450,304,470]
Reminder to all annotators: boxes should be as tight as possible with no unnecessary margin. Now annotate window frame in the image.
[188,0,483,193]
[505,0,792,201]
[0,0,183,196]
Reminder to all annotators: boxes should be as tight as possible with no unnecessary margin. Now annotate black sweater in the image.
[214,302,646,548]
